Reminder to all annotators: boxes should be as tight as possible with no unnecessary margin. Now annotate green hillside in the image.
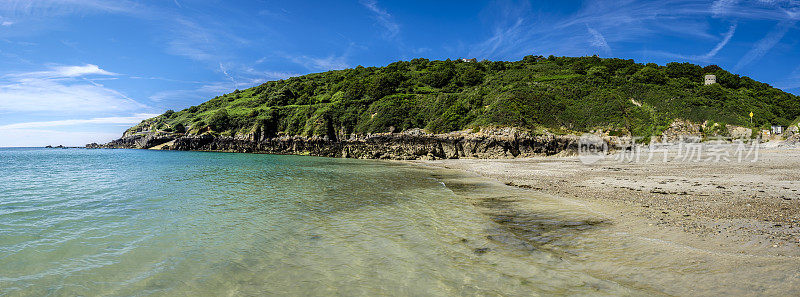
[128,55,800,139]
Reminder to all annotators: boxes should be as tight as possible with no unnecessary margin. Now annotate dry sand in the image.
[412,146,800,256]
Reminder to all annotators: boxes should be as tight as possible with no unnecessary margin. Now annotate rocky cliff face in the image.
[103,128,598,160]
[104,132,180,149]
[100,119,756,160]
[658,120,754,142]
[172,129,584,159]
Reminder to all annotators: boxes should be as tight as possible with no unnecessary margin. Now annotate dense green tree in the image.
[459,67,484,86]
[633,67,667,84]
[208,109,230,131]
[173,123,186,134]
[366,74,398,99]
[587,66,610,79]
[124,55,800,140]
[422,62,456,88]
[664,62,703,81]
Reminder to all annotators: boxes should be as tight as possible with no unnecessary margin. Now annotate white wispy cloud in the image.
[0,64,143,112]
[469,0,531,59]
[219,62,237,89]
[359,0,400,40]
[556,1,708,32]
[11,1,244,71]
[467,0,798,62]
[0,15,11,26]
[2,0,288,101]
[306,56,349,71]
[775,65,800,91]
[144,65,296,104]
[0,113,158,130]
[587,26,611,55]
[711,0,800,20]
[165,18,222,62]
[647,22,738,62]
[0,0,145,18]
[735,20,796,71]
[472,17,525,58]
[161,16,280,90]
[469,0,705,59]
[18,64,118,78]
[699,23,737,60]
[148,82,234,102]
[712,0,740,17]
[286,53,350,72]
[147,74,293,103]
[258,8,289,21]
[239,66,298,81]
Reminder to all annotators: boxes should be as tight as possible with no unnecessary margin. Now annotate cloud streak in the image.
[148,81,247,103]
[711,0,740,17]
[701,23,737,60]
[775,65,800,91]
[0,0,145,18]
[647,22,739,62]
[735,20,795,71]
[468,0,800,62]
[359,0,400,40]
[11,64,118,78]
[1,0,312,104]
[587,26,611,55]
[285,53,350,72]
[0,64,143,112]
[0,113,159,130]
[708,0,800,21]
[470,0,531,59]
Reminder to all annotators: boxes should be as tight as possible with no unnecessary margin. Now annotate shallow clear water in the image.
[0,148,798,296]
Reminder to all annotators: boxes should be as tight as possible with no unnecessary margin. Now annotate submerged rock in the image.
[473,247,490,255]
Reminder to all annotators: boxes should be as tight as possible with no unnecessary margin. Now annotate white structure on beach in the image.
[704,74,717,85]
[771,125,784,135]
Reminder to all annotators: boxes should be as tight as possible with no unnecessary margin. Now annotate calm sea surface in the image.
[1,148,798,296]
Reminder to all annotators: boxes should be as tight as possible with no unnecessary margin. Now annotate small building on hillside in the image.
[704,74,717,85]
[460,58,477,63]
[772,125,784,135]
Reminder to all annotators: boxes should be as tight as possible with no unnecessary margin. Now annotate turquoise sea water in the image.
[1,148,798,296]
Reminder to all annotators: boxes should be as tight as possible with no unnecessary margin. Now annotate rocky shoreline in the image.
[96,128,611,160]
[95,119,800,160]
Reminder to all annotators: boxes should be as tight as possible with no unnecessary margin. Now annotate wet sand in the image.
[412,147,800,256]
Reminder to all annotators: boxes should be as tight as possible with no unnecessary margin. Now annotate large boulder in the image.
[781,134,800,147]
[660,119,702,143]
[727,125,752,140]
[785,125,799,138]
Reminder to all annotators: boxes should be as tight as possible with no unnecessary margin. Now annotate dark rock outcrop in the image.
[104,132,180,149]
[103,128,601,160]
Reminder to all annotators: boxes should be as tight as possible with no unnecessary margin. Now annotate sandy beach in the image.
[413,145,800,256]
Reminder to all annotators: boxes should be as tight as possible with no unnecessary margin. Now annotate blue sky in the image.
[0,0,798,146]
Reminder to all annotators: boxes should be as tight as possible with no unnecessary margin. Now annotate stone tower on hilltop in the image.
[704,74,717,85]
